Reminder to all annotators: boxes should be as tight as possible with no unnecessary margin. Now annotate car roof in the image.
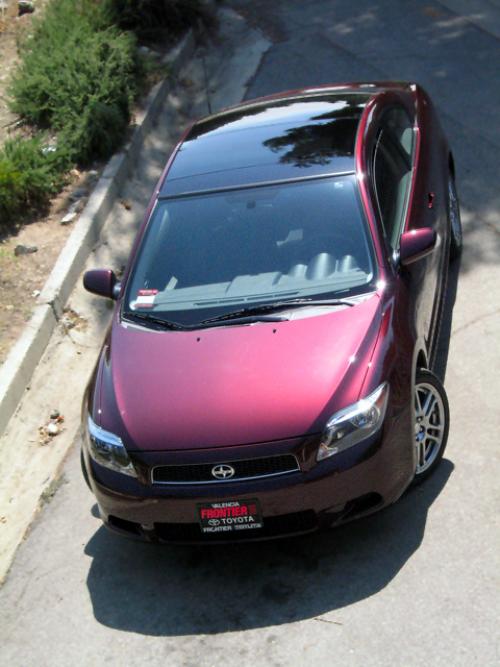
[160,89,375,198]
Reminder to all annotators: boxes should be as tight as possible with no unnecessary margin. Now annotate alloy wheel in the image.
[414,381,446,475]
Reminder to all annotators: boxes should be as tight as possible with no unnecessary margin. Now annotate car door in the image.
[372,106,437,349]
[372,106,415,263]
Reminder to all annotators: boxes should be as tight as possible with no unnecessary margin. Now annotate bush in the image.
[8,0,140,165]
[105,0,212,40]
[3,0,205,227]
[0,158,24,225]
[0,137,65,227]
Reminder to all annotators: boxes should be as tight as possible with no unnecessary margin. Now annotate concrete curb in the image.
[0,30,197,437]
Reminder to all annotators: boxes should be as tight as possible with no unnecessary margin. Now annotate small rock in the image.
[46,422,59,436]
[31,289,41,298]
[14,244,38,256]
[18,1,35,17]
[60,211,77,225]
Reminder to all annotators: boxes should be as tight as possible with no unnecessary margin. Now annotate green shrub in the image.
[8,0,139,165]
[2,0,205,227]
[0,158,24,225]
[0,137,65,227]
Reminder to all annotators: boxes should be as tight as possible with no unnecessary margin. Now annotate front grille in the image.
[151,454,300,485]
[155,510,317,542]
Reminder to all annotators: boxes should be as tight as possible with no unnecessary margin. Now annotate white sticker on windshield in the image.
[132,289,158,309]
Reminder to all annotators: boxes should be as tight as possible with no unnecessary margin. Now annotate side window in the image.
[372,108,414,257]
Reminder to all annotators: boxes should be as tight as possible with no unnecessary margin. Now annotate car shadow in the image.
[85,459,453,636]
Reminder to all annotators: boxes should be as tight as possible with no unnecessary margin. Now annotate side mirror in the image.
[400,228,436,266]
[83,269,120,299]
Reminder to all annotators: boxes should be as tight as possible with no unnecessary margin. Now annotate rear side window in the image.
[372,107,415,255]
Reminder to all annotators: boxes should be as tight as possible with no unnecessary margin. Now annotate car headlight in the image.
[86,415,137,477]
[317,382,389,461]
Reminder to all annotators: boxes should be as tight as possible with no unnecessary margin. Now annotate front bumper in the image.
[82,403,415,543]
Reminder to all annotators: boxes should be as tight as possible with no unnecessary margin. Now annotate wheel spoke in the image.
[423,392,437,418]
[415,391,422,415]
[418,440,427,469]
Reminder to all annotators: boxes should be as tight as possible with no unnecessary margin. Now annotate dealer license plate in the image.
[197,499,263,534]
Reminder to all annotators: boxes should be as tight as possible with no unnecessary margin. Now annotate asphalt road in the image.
[1,1,499,665]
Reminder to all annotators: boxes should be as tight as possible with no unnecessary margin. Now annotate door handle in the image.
[427,192,435,209]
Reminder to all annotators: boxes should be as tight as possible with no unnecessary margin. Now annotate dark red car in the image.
[81,82,462,542]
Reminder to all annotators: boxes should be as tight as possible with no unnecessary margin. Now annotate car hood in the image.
[97,295,383,451]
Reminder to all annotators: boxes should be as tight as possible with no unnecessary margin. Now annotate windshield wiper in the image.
[123,311,187,330]
[200,297,356,325]
[124,297,357,330]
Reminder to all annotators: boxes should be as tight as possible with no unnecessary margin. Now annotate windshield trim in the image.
[157,170,355,201]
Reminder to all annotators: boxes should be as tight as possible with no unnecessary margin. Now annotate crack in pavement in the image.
[451,307,500,336]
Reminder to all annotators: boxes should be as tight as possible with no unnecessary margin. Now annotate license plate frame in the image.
[197,499,263,535]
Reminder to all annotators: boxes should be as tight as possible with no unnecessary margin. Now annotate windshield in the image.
[124,175,376,325]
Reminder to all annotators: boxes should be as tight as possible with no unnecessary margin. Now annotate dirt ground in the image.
[0,173,96,365]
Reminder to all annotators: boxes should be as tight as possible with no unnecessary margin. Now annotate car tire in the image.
[412,368,450,485]
[448,174,462,261]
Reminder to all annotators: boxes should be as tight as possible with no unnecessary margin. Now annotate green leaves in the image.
[8,0,139,166]
[2,0,141,226]
[0,137,66,226]
[2,0,206,227]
